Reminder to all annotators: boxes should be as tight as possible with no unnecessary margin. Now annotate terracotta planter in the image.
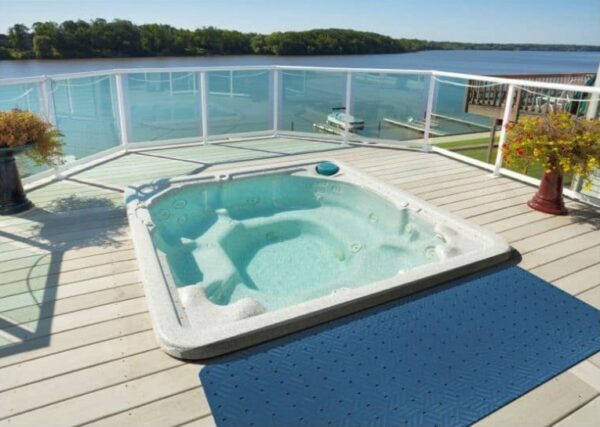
[527,169,567,215]
[0,144,34,215]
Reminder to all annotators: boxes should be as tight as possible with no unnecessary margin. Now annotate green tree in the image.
[33,35,53,58]
[8,24,29,50]
[1,20,599,60]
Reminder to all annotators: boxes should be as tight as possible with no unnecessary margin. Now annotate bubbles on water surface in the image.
[177,215,188,225]
[158,210,170,220]
[350,243,362,253]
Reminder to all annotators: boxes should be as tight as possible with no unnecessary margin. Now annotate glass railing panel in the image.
[0,82,48,177]
[127,72,202,143]
[432,76,494,138]
[279,70,346,136]
[350,72,429,142]
[0,83,41,112]
[432,78,554,181]
[431,77,503,170]
[206,69,272,136]
[51,75,121,163]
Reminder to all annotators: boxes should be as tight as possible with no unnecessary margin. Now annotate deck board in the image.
[1,137,599,426]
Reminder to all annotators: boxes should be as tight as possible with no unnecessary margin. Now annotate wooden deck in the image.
[1,137,598,427]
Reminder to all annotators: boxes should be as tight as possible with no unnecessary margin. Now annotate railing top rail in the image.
[0,65,279,85]
[432,70,600,94]
[491,72,595,78]
[0,64,599,94]
[275,65,433,75]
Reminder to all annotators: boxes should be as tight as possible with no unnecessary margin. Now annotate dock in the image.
[313,122,346,136]
[383,117,448,136]
[432,113,491,130]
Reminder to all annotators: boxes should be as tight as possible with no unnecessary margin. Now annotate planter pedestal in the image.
[0,146,34,215]
[528,170,567,215]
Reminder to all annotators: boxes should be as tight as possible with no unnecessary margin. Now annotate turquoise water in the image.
[149,174,442,311]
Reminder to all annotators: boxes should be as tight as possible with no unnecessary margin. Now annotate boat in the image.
[326,110,365,131]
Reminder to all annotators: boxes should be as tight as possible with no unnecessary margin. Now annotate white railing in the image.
[1,65,599,199]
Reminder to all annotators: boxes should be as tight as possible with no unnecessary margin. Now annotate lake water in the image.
[1,50,599,78]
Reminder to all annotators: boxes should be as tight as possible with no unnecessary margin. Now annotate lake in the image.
[0,50,599,78]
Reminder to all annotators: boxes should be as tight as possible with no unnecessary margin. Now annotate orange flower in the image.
[0,109,63,166]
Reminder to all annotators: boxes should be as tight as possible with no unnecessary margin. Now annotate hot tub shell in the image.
[125,159,511,359]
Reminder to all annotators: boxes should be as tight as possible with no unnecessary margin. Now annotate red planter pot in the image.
[527,170,568,215]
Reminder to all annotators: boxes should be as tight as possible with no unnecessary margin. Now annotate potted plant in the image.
[0,109,63,215]
[503,112,600,215]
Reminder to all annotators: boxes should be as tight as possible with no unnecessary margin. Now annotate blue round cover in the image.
[315,162,340,176]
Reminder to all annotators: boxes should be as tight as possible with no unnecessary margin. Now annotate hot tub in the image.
[126,160,510,359]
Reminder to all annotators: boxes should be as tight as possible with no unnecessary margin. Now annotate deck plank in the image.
[86,387,210,427]
[474,371,598,427]
[0,364,204,427]
[553,396,600,427]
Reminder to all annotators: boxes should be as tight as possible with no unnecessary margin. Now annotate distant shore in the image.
[2,21,599,61]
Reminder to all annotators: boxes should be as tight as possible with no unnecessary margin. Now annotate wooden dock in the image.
[432,113,491,130]
[383,117,448,136]
[313,122,345,135]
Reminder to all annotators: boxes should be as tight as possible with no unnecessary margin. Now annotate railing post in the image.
[38,76,61,178]
[38,77,56,126]
[200,71,208,145]
[422,73,436,152]
[493,83,516,177]
[585,62,600,119]
[343,71,352,145]
[272,69,279,136]
[114,73,130,151]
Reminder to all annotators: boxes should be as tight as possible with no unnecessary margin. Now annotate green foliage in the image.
[1,20,599,60]
[8,24,29,50]
[33,35,53,58]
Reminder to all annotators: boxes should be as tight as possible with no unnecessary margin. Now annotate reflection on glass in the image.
[207,70,272,136]
[279,71,346,136]
[351,73,429,141]
[433,78,494,137]
[127,72,202,142]
[51,75,121,162]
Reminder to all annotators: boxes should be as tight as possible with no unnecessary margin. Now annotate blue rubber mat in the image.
[200,266,600,427]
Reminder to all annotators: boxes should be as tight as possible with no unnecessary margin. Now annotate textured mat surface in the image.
[200,266,600,427]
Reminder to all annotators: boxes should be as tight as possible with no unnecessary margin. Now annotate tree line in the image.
[1,19,598,60]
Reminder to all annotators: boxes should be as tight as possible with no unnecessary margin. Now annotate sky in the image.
[0,0,599,45]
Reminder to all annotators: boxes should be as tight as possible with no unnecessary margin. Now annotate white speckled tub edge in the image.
[125,159,512,360]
